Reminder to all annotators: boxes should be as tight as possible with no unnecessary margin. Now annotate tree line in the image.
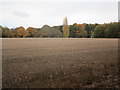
[0,22,119,38]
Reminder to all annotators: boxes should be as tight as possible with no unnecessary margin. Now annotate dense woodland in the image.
[0,22,119,38]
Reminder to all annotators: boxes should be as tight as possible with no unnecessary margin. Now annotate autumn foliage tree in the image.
[78,24,87,38]
[69,23,87,38]
[0,22,119,38]
[16,26,29,38]
[26,27,37,37]
[63,17,69,38]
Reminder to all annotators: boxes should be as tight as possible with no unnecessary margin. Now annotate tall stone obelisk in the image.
[63,17,69,38]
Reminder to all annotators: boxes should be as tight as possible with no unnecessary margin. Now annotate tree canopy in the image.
[1,22,119,38]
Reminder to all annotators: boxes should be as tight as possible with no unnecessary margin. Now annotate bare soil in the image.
[2,38,119,88]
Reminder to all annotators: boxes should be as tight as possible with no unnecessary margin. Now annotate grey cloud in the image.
[13,11,29,17]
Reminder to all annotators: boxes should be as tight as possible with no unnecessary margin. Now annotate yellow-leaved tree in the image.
[16,26,29,38]
[26,27,37,37]
[63,17,69,38]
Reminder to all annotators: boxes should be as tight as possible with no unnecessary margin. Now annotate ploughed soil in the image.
[2,38,119,88]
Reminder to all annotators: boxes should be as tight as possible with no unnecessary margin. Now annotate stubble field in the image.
[2,38,119,88]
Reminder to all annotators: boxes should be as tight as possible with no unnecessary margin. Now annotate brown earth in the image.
[2,38,119,88]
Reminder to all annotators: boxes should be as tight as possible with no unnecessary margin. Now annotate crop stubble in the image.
[2,38,119,88]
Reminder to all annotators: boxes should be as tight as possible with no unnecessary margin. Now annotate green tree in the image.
[98,22,119,38]
[93,24,106,38]
[69,23,77,38]
[0,25,3,37]
[85,24,91,38]
[2,27,12,38]
[26,27,37,37]
[118,22,120,38]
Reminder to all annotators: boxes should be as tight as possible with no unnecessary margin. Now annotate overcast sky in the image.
[0,0,119,28]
